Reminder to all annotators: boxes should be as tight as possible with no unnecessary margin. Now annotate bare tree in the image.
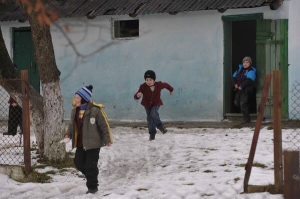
[0,26,46,159]
[0,0,66,161]
[0,0,117,161]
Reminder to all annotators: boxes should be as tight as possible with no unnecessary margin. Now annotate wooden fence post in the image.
[284,151,300,199]
[273,70,283,190]
[21,70,31,173]
[244,74,272,193]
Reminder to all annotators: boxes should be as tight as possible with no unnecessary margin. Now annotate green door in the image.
[13,27,40,93]
[256,19,288,118]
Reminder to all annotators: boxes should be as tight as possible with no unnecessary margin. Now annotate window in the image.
[112,19,139,39]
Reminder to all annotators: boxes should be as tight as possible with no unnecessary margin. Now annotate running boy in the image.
[134,70,174,141]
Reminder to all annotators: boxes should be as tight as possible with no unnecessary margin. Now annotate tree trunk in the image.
[27,11,66,161]
[0,26,45,158]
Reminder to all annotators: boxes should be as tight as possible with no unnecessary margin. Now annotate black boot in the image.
[86,188,98,194]
[242,112,251,123]
[3,132,14,136]
[158,125,168,134]
[149,134,155,141]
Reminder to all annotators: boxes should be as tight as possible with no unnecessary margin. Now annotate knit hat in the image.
[144,70,156,81]
[242,56,252,65]
[76,85,93,104]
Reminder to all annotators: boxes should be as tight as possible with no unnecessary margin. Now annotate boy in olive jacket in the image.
[64,85,113,194]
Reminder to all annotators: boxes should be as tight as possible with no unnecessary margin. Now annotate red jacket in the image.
[8,96,17,105]
[134,81,174,108]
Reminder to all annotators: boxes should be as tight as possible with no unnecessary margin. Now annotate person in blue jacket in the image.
[232,56,256,123]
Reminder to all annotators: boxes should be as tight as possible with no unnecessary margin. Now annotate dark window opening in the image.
[113,19,139,39]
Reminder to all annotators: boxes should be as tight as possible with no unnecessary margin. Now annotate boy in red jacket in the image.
[134,70,174,141]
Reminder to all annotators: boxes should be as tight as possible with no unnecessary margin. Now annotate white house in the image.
[1,0,299,122]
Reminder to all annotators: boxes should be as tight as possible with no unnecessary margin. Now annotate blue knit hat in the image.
[76,85,93,104]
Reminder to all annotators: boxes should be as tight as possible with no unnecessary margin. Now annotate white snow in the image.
[0,126,298,199]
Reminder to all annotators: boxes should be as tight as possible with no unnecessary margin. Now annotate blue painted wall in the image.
[0,2,295,121]
[53,12,224,121]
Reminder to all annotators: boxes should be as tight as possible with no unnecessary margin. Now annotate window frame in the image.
[111,18,139,40]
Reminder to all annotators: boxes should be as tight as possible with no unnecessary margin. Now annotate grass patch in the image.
[185,183,194,186]
[247,184,283,194]
[59,168,70,173]
[23,169,52,183]
[44,170,56,175]
[38,153,75,169]
[234,177,241,182]
[236,163,246,167]
[232,124,243,129]
[252,162,267,168]
[203,170,213,173]
[21,152,76,183]
[235,162,267,169]
[267,125,273,130]
[201,193,214,197]
[136,188,148,191]
[219,163,227,167]
[224,169,231,172]
[34,164,47,169]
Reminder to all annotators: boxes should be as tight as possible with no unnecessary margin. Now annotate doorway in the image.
[223,14,262,120]
[223,14,289,120]
[12,27,40,93]
[231,20,257,114]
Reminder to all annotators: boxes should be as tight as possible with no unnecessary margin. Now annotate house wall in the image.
[288,0,300,118]
[0,1,294,122]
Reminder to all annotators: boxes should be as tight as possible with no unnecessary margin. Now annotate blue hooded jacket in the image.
[232,64,256,91]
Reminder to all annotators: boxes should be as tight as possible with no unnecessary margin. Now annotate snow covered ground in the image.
[0,126,298,199]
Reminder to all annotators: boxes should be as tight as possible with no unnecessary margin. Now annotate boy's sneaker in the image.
[158,125,168,134]
[149,134,155,141]
[86,188,98,194]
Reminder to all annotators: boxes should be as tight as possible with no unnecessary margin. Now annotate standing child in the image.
[134,70,174,141]
[3,96,22,136]
[232,56,256,123]
[63,85,113,194]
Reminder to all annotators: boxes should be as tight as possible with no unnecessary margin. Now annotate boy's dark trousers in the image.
[8,105,22,135]
[74,146,100,190]
[234,90,251,122]
[145,106,163,135]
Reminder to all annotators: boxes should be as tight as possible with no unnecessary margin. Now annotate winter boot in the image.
[86,188,98,194]
[158,125,168,134]
[3,132,14,136]
[149,134,155,141]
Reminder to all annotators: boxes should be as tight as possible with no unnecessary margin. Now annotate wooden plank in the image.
[243,74,272,193]
[284,151,300,199]
[279,19,288,118]
[223,20,232,115]
[256,19,273,119]
[21,70,31,173]
[273,70,283,190]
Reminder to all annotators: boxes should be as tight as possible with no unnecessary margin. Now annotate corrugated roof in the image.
[218,0,266,9]
[0,0,277,22]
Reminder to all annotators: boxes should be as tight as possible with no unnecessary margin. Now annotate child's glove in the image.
[59,138,71,144]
